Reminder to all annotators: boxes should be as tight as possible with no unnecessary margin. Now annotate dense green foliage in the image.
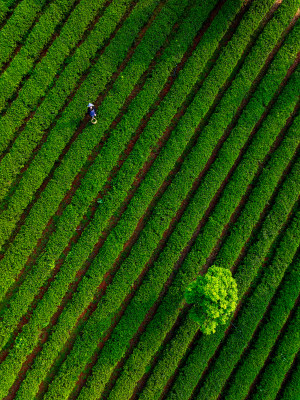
[0,0,298,398]
[185,267,238,334]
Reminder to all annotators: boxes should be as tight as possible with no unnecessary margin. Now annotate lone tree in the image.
[185,266,238,335]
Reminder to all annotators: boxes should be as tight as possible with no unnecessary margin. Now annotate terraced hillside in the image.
[0,0,299,398]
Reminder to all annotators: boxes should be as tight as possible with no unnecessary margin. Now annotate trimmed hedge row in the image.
[215,128,299,269]
[106,73,300,400]
[0,0,219,350]
[0,0,19,25]
[249,305,300,400]
[0,0,131,200]
[0,0,47,69]
[0,0,78,111]
[1,0,292,396]
[0,1,296,398]
[0,1,9,24]
[222,258,300,400]
[163,161,300,400]
[280,356,300,400]
[193,210,300,400]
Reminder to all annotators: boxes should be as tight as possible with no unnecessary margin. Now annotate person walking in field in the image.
[87,102,97,124]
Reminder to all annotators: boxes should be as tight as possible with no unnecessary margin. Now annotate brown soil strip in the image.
[0,190,130,365]
[0,0,244,213]
[27,0,231,277]
[29,3,241,390]
[106,0,231,130]
[162,171,300,398]
[18,0,296,394]
[0,0,82,121]
[127,306,192,400]
[67,34,253,400]
[0,0,246,270]
[34,275,112,400]
[0,2,282,384]
[199,24,300,271]
[219,260,300,400]
[0,0,172,259]
[231,147,299,272]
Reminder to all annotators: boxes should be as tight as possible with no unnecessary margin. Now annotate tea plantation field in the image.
[0,0,299,398]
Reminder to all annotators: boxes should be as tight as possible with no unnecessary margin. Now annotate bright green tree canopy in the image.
[185,266,238,335]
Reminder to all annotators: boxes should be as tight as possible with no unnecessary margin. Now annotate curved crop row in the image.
[0,0,79,111]
[0,0,220,350]
[102,70,300,400]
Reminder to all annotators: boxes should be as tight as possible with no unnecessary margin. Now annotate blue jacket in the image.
[87,106,96,118]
